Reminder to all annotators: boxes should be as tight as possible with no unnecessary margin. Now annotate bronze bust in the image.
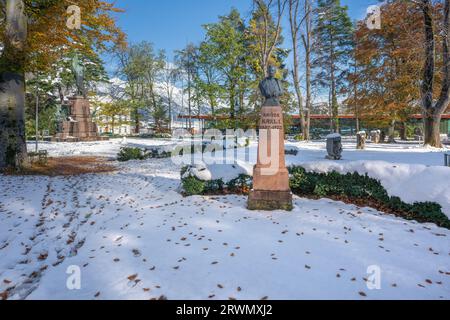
[259,65,283,106]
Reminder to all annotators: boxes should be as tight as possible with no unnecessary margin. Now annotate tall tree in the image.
[175,44,198,130]
[161,60,179,130]
[251,0,288,77]
[347,1,424,142]
[288,0,312,140]
[312,0,353,132]
[197,40,224,115]
[302,0,313,140]
[97,100,129,134]
[420,0,450,147]
[0,0,28,169]
[115,42,155,134]
[0,0,124,170]
[141,43,165,124]
[202,9,247,120]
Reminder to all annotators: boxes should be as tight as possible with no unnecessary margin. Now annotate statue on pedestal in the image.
[71,53,86,97]
[248,65,293,211]
[52,54,105,142]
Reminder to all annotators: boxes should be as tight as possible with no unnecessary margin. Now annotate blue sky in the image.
[109,0,378,62]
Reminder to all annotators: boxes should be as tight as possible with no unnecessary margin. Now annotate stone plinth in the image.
[53,96,107,142]
[248,106,293,211]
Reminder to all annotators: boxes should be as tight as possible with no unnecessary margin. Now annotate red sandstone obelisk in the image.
[248,66,293,211]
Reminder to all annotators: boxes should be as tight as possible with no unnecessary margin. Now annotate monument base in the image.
[248,190,293,211]
[54,96,107,143]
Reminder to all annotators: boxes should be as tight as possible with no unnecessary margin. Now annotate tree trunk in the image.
[289,0,307,139]
[303,0,312,141]
[134,108,140,134]
[399,122,407,141]
[423,112,442,146]
[209,94,215,115]
[387,120,396,143]
[187,73,192,131]
[168,99,172,131]
[0,0,28,170]
[420,0,450,148]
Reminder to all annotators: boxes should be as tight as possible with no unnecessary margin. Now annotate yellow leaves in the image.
[349,0,429,123]
[18,0,126,73]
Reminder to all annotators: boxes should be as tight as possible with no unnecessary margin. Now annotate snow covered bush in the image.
[181,165,211,196]
[117,147,146,162]
[180,165,251,196]
[226,174,253,194]
[289,166,450,229]
[181,165,212,181]
[205,179,225,193]
[182,176,206,196]
[117,146,172,161]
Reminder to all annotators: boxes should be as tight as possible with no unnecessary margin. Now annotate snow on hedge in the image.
[183,161,253,183]
[301,161,450,218]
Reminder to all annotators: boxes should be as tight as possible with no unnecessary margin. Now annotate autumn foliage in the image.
[346,1,449,131]
[0,0,126,73]
[347,1,424,128]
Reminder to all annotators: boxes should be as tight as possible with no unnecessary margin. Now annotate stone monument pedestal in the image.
[53,96,107,142]
[248,106,293,211]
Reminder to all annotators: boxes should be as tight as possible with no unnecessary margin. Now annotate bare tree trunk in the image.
[0,0,28,170]
[289,0,306,139]
[134,109,140,134]
[255,0,287,76]
[400,122,407,141]
[187,72,192,131]
[387,120,396,143]
[329,27,339,133]
[421,0,450,147]
[303,0,312,141]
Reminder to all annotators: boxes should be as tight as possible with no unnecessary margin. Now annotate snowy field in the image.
[0,138,449,300]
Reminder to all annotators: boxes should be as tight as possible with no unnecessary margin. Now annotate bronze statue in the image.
[71,53,86,97]
[259,65,283,106]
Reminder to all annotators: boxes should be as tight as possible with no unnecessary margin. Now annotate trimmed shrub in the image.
[118,147,172,162]
[408,202,449,228]
[205,179,225,193]
[117,147,146,162]
[227,174,253,194]
[179,164,450,229]
[182,176,206,196]
[288,166,450,229]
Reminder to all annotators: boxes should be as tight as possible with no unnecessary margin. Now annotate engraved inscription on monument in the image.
[260,111,283,130]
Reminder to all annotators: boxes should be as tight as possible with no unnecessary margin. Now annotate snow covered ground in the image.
[0,139,448,300]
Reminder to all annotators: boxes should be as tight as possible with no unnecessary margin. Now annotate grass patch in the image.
[3,157,116,177]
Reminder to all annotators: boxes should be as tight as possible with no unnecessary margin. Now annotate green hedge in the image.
[117,147,172,162]
[179,165,450,229]
[181,165,252,196]
[289,166,450,229]
[118,141,247,162]
[117,147,146,162]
